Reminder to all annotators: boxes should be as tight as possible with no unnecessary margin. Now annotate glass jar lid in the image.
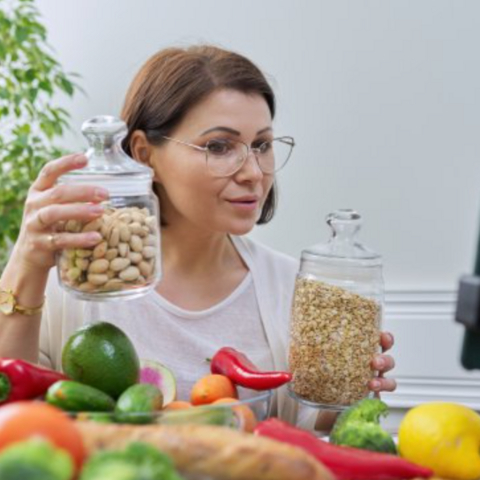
[59,115,153,196]
[302,209,382,267]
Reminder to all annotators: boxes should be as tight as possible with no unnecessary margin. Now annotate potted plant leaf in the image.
[0,0,79,271]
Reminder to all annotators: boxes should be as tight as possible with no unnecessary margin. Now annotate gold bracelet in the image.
[0,289,45,316]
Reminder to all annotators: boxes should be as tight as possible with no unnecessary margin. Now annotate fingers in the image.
[36,209,50,230]
[44,231,103,251]
[372,354,395,374]
[31,154,87,192]
[380,331,394,352]
[32,203,105,232]
[369,376,397,393]
[33,184,109,210]
[370,345,397,393]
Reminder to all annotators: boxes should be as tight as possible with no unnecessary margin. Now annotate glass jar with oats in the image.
[56,115,161,301]
[288,209,383,410]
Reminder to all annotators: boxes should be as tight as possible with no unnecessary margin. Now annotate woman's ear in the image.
[130,130,152,165]
[130,130,162,183]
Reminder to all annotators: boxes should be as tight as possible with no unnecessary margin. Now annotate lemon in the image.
[398,402,480,480]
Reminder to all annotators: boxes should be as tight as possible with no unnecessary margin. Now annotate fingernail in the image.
[94,188,109,200]
[74,155,87,166]
[376,358,385,369]
[371,380,380,390]
[88,204,104,214]
[87,232,102,244]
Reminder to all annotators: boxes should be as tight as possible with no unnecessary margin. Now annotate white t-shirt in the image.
[82,272,274,403]
[40,235,308,425]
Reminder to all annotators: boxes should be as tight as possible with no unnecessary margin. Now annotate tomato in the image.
[0,401,85,470]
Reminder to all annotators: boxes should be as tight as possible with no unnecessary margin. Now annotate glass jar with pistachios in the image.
[56,115,161,301]
[288,209,383,410]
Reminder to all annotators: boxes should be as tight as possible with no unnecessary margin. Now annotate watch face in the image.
[0,291,14,315]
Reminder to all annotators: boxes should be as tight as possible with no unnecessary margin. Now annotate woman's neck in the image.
[160,224,243,277]
[156,223,249,310]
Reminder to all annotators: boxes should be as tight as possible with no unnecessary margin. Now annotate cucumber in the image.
[159,405,238,428]
[115,383,163,424]
[76,411,115,423]
[46,380,116,412]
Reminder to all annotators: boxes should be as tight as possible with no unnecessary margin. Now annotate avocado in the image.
[62,322,140,399]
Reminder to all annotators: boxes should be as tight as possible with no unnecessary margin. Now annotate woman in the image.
[0,45,395,425]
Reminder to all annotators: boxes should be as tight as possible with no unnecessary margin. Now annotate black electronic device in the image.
[456,229,480,369]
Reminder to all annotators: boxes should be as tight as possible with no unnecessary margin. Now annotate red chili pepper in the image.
[254,418,433,480]
[210,347,292,390]
[0,358,68,404]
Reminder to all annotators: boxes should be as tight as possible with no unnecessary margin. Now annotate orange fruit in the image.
[0,401,85,471]
[213,397,258,433]
[164,401,192,411]
[190,374,238,406]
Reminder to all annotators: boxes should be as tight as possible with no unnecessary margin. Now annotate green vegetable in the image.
[115,383,164,424]
[46,380,116,412]
[0,439,74,480]
[79,442,184,480]
[159,405,238,428]
[330,398,397,454]
[76,411,115,423]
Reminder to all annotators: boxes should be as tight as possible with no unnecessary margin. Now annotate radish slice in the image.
[139,359,177,406]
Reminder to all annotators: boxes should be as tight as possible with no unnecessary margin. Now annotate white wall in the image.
[36,0,480,289]
[36,0,480,416]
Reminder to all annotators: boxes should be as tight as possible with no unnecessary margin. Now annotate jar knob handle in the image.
[326,209,362,238]
[81,115,127,151]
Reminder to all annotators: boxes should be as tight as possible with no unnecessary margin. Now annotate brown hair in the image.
[121,45,277,224]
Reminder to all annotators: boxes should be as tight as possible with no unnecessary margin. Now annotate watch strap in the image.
[0,289,44,317]
[14,302,45,316]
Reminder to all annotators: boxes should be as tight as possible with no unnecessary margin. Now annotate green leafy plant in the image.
[0,0,79,271]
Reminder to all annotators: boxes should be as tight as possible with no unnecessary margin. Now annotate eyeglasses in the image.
[162,135,295,177]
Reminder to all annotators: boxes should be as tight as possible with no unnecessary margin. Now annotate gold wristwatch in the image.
[0,289,45,316]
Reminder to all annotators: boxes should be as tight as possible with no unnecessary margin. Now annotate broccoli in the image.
[0,439,74,480]
[330,398,397,454]
[79,441,184,480]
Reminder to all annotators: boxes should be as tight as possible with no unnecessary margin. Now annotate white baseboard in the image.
[384,289,457,318]
[383,376,480,410]
[381,289,480,411]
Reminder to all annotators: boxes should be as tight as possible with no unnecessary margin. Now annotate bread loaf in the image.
[77,422,334,480]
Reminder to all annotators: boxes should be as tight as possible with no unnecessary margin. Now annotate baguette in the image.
[77,421,334,480]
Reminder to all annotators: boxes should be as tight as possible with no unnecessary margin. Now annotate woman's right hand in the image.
[13,153,109,274]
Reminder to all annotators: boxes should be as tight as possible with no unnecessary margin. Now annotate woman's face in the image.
[150,89,275,236]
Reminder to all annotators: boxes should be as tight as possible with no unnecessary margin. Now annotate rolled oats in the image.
[289,277,380,406]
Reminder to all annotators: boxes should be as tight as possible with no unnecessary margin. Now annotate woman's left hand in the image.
[368,331,397,393]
